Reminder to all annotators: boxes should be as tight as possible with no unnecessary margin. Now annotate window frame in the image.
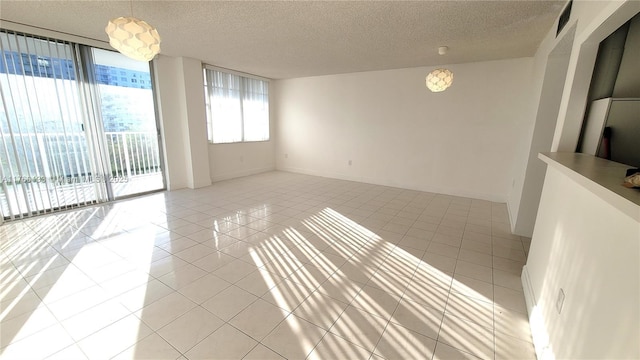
[203,65,271,145]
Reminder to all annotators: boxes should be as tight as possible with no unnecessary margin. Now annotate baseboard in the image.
[276,165,507,203]
[507,200,517,234]
[211,166,275,183]
[522,265,535,315]
[522,265,552,360]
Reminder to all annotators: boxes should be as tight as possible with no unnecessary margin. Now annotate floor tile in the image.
[242,344,285,360]
[111,333,181,360]
[421,253,457,273]
[433,341,482,360]
[492,268,523,291]
[0,290,45,322]
[45,344,89,360]
[192,251,236,272]
[262,315,327,360]
[213,260,258,283]
[308,332,371,360]
[235,268,281,297]
[0,323,75,359]
[262,279,314,312]
[173,244,216,263]
[47,286,112,320]
[445,292,493,330]
[461,239,492,255]
[494,305,532,342]
[437,314,494,360]
[98,270,151,298]
[201,285,258,321]
[374,322,437,359]
[492,256,525,275]
[315,275,361,304]
[495,333,536,360]
[116,279,175,312]
[229,298,289,340]
[157,263,208,290]
[454,260,493,283]
[0,305,59,348]
[157,306,223,353]
[135,291,197,330]
[403,277,449,311]
[60,298,131,341]
[147,255,190,278]
[76,314,153,360]
[286,263,332,290]
[178,273,231,304]
[0,171,534,360]
[157,237,199,255]
[390,298,443,339]
[450,274,493,302]
[185,324,257,360]
[426,242,460,259]
[329,306,388,352]
[292,291,348,330]
[351,285,401,319]
[494,285,527,314]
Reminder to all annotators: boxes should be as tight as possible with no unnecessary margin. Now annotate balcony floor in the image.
[1,173,164,219]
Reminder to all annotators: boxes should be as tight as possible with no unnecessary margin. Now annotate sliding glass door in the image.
[0,30,164,220]
[89,48,164,199]
[0,32,103,219]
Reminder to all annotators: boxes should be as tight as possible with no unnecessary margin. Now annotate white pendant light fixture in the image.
[426,46,453,92]
[105,2,161,62]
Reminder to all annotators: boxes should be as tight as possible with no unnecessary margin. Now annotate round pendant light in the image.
[426,68,454,92]
[105,16,161,62]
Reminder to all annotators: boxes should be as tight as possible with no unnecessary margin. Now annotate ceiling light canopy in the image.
[105,16,161,62]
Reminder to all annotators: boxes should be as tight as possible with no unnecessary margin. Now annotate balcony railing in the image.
[1,131,163,218]
[104,131,161,179]
[1,131,161,184]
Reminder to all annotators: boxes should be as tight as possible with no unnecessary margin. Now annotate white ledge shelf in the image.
[539,152,640,222]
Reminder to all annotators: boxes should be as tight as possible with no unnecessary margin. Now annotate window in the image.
[204,68,269,144]
[0,30,164,219]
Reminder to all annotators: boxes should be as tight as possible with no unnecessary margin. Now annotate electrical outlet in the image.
[284,153,288,159]
[348,160,352,166]
[556,288,565,314]
[240,155,244,163]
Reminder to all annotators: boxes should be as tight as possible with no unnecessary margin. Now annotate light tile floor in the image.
[0,171,535,360]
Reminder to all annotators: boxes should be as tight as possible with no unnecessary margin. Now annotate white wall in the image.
[153,55,211,189]
[153,55,189,190]
[209,141,275,182]
[551,0,640,152]
[508,25,576,237]
[506,19,561,236]
[208,92,276,182]
[514,2,640,359]
[275,58,533,202]
[507,0,640,237]
[523,163,639,359]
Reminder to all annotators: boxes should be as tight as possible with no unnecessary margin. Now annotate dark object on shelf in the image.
[623,168,640,188]
[601,127,612,160]
[626,168,640,177]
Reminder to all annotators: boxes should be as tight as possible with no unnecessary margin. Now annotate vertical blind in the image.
[0,31,108,219]
[0,29,164,221]
[204,68,269,144]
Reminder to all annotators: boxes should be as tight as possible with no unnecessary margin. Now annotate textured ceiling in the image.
[0,1,566,79]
